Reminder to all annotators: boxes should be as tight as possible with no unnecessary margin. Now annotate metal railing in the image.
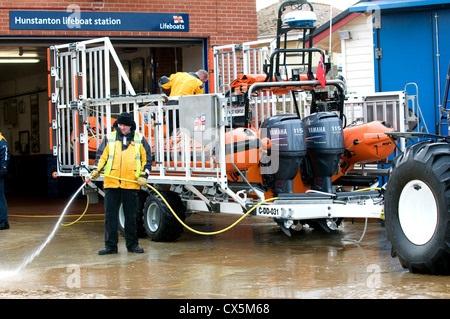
[49,38,230,190]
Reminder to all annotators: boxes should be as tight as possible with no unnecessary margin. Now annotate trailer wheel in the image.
[385,140,450,275]
[143,191,186,242]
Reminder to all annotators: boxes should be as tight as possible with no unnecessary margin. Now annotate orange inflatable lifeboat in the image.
[229,73,316,95]
[85,116,117,165]
[138,111,166,137]
[68,115,116,165]
[229,74,267,91]
[342,121,396,165]
[87,116,116,149]
[166,127,261,174]
[79,113,263,172]
[224,127,261,173]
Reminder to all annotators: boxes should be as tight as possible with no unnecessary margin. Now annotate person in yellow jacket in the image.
[159,69,208,133]
[90,112,152,255]
[160,69,208,98]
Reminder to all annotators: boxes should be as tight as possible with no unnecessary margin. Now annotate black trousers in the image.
[104,188,139,250]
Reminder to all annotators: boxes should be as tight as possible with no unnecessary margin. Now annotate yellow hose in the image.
[59,177,103,226]
[101,174,278,236]
[10,174,381,234]
[61,195,91,226]
[9,182,102,225]
[9,195,103,223]
[353,187,382,192]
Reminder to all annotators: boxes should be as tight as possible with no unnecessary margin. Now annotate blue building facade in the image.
[351,0,450,135]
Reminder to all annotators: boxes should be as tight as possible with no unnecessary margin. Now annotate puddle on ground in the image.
[0,212,449,299]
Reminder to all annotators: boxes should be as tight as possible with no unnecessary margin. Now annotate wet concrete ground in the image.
[0,195,449,300]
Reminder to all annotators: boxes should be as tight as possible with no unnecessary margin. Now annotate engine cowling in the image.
[260,114,306,194]
[303,112,345,193]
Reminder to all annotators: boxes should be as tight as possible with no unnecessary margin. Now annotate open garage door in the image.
[0,36,206,197]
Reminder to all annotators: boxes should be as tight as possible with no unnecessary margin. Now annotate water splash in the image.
[0,269,20,280]
[13,181,88,273]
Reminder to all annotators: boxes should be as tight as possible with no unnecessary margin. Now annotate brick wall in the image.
[0,0,258,47]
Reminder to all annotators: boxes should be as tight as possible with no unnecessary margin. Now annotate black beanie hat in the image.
[114,112,136,131]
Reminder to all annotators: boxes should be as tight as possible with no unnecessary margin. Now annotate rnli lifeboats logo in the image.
[160,15,187,30]
[173,16,184,24]
[194,114,206,132]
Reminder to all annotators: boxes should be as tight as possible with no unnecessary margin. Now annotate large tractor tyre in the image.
[384,140,450,275]
[119,190,148,238]
[143,191,186,242]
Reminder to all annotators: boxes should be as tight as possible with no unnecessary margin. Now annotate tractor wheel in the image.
[384,140,450,275]
[143,191,186,242]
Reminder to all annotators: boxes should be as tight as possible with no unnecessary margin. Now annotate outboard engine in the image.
[303,112,345,193]
[261,114,306,195]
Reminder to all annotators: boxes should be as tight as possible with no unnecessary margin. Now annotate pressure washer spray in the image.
[1,181,89,277]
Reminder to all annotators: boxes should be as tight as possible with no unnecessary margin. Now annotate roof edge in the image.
[350,0,450,12]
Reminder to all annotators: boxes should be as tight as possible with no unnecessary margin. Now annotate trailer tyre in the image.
[385,140,450,275]
[143,191,186,242]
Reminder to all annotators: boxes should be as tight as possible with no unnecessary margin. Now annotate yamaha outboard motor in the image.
[303,112,345,194]
[261,114,306,195]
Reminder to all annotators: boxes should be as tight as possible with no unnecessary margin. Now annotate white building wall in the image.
[341,13,375,94]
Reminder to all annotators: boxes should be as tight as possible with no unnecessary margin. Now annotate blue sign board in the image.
[9,11,189,32]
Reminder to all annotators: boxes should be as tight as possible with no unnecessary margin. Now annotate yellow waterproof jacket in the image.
[94,130,152,189]
[162,72,204,96]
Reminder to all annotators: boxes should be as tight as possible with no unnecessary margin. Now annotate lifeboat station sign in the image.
[9,11,189,32]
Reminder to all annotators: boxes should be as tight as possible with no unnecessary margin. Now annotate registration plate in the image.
[256,205,281,217]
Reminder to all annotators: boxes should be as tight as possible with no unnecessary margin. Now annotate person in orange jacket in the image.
[90,112,152,255]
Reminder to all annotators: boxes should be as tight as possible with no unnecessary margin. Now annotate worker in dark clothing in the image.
[0,132,10,230]
[90,112,152,255]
